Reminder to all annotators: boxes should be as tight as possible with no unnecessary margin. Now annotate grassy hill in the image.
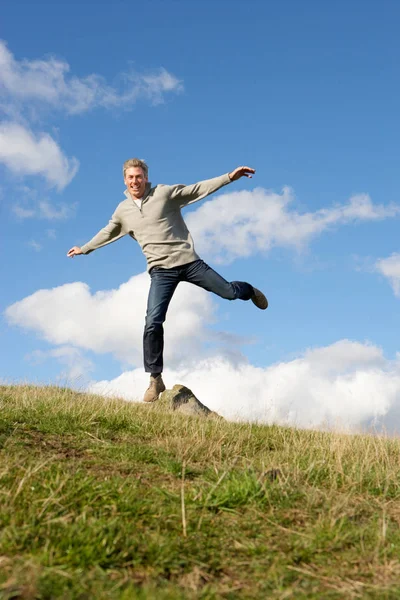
[1,385,400,599]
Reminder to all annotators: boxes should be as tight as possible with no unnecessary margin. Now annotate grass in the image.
[1,385,400,598]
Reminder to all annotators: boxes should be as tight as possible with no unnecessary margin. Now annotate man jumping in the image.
[67,159,268,403]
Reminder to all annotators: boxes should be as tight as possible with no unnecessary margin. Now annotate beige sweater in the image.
[81,173,231,270]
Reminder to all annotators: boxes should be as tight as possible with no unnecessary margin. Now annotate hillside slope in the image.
[1,385,400,599]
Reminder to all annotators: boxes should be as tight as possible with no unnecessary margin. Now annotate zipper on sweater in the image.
[136,188,151,217]
[127,183,150,217]
[132,199,144,217]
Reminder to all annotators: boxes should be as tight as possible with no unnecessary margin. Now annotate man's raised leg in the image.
[183,259,268,308]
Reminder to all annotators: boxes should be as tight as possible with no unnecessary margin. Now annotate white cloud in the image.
[13,199,76,220]
[38,199,76,220]
[375,253,400,297]
[27,239,42,252]
[4,272,219,367]
[0,122,79,190]
[0,40,182,191]
[27,345,94,382]
[6,268,400,433]
[187,187,400,263]
[0,40,183,115]
[88,340,400,433]
[13,205,35,218]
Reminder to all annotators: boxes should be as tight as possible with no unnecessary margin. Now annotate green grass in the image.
[1,384,400,598]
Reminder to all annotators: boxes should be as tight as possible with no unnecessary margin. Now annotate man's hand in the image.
[67,246,83,257]
[228,166,256,181]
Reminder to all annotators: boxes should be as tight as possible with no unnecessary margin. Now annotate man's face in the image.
[124,166,148,199]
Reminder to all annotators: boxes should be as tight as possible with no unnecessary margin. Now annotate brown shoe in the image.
[143,375,166,403]
[251,287,268,310]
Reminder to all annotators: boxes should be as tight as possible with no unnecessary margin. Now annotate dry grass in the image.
[1,384,400,598]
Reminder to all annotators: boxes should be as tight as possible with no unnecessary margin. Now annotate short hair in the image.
[123,158,149,178]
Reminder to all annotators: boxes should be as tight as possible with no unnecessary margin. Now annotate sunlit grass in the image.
[1,384,400,598]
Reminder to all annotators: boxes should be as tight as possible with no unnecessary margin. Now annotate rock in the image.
[158,384,222,419]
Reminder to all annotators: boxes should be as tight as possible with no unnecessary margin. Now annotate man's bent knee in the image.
[222,284,237,301]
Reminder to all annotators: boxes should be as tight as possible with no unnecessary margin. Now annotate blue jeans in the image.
[143,259,254,373]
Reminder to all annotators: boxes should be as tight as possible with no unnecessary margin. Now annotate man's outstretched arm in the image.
[67,212,125,258]
[169,166,256,207]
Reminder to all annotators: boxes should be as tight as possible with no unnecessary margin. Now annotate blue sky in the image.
[2,0,400,431]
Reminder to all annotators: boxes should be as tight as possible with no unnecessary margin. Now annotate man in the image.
[67,159,268,402]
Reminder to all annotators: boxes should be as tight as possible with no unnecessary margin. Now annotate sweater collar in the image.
[124,182,152,202]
